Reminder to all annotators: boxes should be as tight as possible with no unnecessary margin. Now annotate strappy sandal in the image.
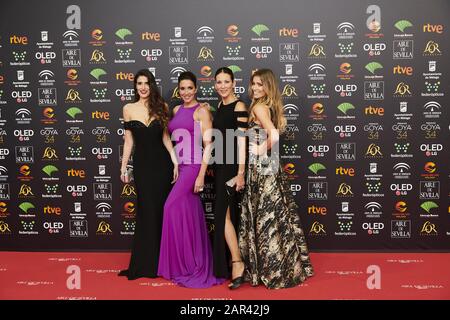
[228,260,245,290]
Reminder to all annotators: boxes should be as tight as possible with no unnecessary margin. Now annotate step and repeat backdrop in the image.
[0,0,448,251]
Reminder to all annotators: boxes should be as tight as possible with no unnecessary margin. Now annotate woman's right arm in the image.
[121,104,134,183]
[252,104,278,155]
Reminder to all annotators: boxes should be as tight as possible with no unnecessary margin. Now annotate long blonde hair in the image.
[248,69,286,133]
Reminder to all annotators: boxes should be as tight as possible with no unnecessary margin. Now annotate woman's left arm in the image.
[253,104,279,154]
[235,101,248,190]
[162,129,179,183]
[194,106,213,193]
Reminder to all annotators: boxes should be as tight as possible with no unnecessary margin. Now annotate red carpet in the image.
[1,252,449,300]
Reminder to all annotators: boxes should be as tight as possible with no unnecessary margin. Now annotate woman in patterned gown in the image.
[239,68,314,289]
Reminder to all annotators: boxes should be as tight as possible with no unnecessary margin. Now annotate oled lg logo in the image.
[141,48,163,62]
[35,51,56,64]
[250,46,272,59]
[334,125,356,138]
[307,145,329,158]
[14,129,34,141]
[11,90,32,103]
[420,143,442,156]
[92,147,112,159]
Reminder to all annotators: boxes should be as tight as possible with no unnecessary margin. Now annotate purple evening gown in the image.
[157,103,224,288]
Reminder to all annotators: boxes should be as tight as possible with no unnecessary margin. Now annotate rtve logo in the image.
[67,169,86,178]
[393,65,413,75]
[422,24,444,34]
[10,35,28,45]
[91,111,110,120]
[335,167,355,176]
[308,205,327,215]
[365,105,384,116]
[279,28,299,37]
[43,205,62,215]
[141,32,161,41]
[116,72,134,81]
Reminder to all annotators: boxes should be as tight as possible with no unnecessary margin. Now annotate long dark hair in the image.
[134,69,169,129]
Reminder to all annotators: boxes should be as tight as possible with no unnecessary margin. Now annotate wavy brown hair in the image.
[134,69,169,129]
[248,68,286,133]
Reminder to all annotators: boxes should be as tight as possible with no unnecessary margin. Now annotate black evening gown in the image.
[212,100,248,278]
[119,120,172,279]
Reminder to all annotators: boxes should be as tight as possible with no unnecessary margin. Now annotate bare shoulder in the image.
[193,105,211,122]
[122,103,135,120]
[199,102,211,111]
[123,102,134,111]
[172,105,182,115]
[234,101,247,112]
[197,104,212,117]
[252,103,270,117]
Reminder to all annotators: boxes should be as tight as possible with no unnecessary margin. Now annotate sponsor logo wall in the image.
[0,0,448,250]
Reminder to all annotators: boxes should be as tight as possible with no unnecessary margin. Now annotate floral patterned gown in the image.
[238,121,314,289]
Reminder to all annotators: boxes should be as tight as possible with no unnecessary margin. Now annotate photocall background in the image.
[0,0,448,251]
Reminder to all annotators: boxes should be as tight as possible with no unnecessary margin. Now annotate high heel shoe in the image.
[228,260,245,290]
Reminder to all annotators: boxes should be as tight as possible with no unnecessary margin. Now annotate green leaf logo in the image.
[394,20,413,33]
[66,107,83,119]
[337,102,355,115]
[42,165,58,177]
[365,62,383,74]
[90,68,107,80]
[308,163,326,175]
[420,201,438,213]
[115,28,133,40]
[19,202,35,213]
[252,24,269,37]
[227,65,242,73]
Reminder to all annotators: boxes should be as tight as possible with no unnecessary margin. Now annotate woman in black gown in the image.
[211,67,248,288]
[119,69,178,280]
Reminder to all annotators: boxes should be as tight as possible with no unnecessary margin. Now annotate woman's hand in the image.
[194,175,205,193]
[120,168,130,184]
[235,173,245,192]
[172,164,179,184]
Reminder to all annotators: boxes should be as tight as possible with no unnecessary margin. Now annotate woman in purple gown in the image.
[157,71,224,288]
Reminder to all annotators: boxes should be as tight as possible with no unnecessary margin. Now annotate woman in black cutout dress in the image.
[119,69,178,280]
[211,68,248,286]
